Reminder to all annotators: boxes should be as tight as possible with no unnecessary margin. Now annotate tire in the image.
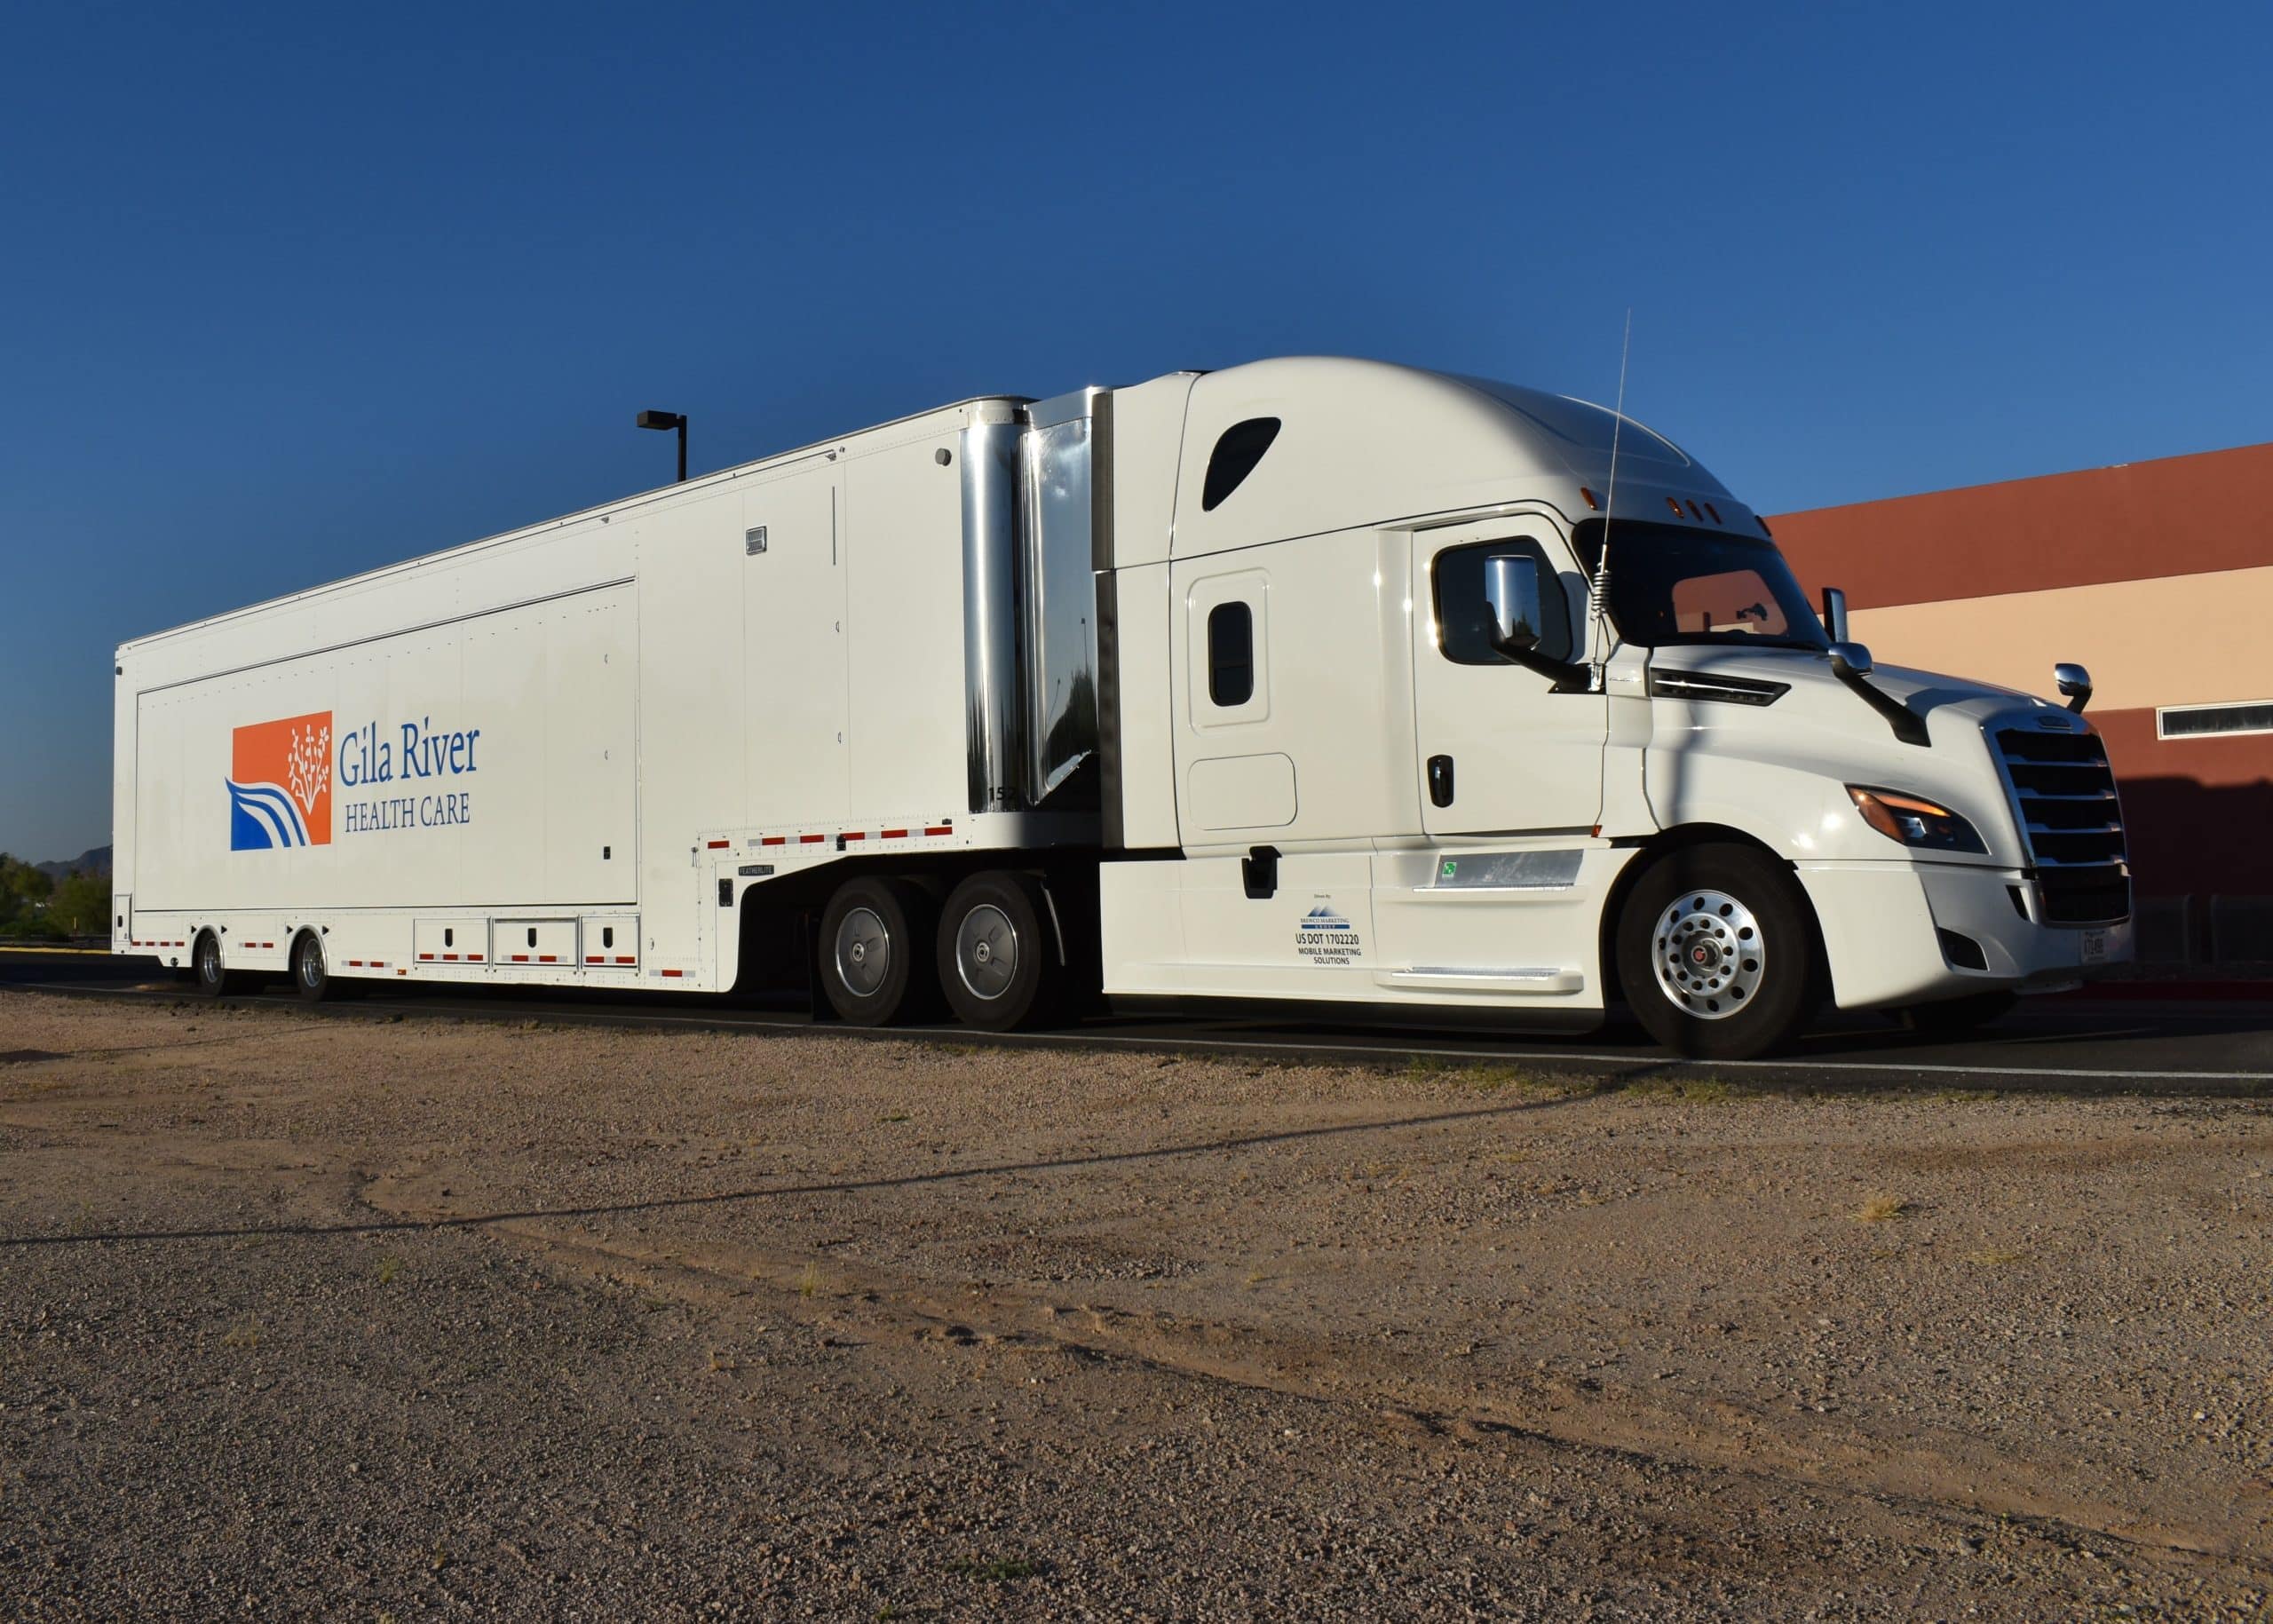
[290,931,337,1004]
[937,871,1065,1032]
[817,877,938,1026]
[1615,843,1819,1060]
[192,931,231,997]
[1898,990,2018,1034]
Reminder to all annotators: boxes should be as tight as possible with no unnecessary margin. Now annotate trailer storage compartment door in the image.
[495,917,577,966]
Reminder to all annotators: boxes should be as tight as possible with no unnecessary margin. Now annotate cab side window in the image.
[1431,537,1572,664]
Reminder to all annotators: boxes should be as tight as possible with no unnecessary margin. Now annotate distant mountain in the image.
[35,845,111,883]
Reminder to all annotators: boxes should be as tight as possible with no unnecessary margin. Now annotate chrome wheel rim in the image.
[953,904,1018,1002]
[834,907,891,998]
[1651,888,1764,1020]
[197,936,220,985]
[297,939,322,989]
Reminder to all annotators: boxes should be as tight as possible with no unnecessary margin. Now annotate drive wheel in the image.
[1898,990,2018,1034]
[818,878,937,1026]
[937,872,1063,1032]
[1616,844,1818,1059]
[290,931,337,1004]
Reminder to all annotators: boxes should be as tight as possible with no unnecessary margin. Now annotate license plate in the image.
[2079,928,2111,965]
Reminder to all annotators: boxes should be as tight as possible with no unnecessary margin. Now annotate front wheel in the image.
[1615,844,1819,1060]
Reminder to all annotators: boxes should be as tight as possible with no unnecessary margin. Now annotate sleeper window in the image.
[1207,602,1255,707]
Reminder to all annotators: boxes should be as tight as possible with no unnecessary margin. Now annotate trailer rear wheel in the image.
[938,872,1062,1031]
[290,931,337,1004]
[1615,843,1818,1059]
[192,931,243,997]
[818,878,936,1026]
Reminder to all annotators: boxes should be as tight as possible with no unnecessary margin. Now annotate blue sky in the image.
[4,1,2269,861]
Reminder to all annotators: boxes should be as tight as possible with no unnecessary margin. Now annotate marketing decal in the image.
[1295,899,1363,964]
[229,711,481,850]
[227,712,332,850]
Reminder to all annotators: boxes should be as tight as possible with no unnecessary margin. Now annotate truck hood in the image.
[1636,645,2088,867]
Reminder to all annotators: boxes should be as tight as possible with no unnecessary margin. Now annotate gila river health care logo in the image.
[227,711,333,851]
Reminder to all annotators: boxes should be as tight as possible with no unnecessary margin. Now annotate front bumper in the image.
[1796,860,2134,1011]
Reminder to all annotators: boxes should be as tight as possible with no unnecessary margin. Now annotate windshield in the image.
[1571,519,1827,651]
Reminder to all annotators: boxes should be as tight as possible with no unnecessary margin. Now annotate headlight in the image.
[1846,786,1988,854]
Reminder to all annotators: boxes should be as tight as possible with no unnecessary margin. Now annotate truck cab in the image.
[1089,358,2131,1057]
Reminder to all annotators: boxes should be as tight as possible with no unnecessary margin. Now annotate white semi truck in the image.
[112,357,2132,1058]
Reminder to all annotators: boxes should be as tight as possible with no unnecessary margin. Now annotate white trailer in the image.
[113,358,2133,1058]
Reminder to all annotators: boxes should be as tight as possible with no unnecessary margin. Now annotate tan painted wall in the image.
[1849,563,2273,715]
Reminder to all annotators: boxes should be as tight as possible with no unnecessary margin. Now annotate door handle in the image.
[1427,755,1454,808]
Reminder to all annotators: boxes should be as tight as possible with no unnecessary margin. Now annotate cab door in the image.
[1411,521,1606,836]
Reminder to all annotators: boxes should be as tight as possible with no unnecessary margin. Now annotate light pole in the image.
[637,410,688,482]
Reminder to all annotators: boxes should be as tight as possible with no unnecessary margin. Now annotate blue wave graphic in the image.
[227,780,309,851]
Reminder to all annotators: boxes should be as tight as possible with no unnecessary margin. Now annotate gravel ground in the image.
[0,989,2267,1620]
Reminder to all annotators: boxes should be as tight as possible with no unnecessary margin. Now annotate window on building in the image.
[1207,601,1255,706]
[2158,701,2273,739]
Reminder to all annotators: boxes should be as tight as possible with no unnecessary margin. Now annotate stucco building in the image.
[1771,442,2273,963]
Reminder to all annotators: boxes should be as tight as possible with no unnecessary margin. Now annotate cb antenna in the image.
[1588,308,1632,693]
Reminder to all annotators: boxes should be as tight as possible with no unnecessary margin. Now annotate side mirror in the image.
[2055,661,2092,715]
[1821,585,1849,645]
[1483,553,1544,654]
[1828,640,1874,677]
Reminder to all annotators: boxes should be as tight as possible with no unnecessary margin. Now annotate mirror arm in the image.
[1490,632,1593,693]
[1832,660,1930,747]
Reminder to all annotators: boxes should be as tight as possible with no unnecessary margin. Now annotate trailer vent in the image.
[1992,725,2131,926]
[1201,418,1281,511]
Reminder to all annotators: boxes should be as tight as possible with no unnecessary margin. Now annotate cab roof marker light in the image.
[1579,487,1600,511]
[1665,497,1685,518]
[1703,502,1723,525]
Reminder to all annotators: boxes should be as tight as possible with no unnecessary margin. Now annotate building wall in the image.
[1770,443,2273,961]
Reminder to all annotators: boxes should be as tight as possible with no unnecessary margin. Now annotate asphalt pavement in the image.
[6,946,2268,1092]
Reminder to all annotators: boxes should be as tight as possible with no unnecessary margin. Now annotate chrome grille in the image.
[1992,725,2130,925]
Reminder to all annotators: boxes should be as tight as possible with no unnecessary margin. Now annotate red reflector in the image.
[443,954,458,961]
[800,834,824,844]
[586,955,601,963]
[661,968,684,978]
[420,954,434,961]
[511,955,529,963]
[706,839,730,849]
[841,831,866,843]
[470,955,483,962]
[614,955,635,963]
[882,828,907,840]
[347,960,363,967]
[761,836,786,846]
[924,825,952,836]
[538,955,558,963]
